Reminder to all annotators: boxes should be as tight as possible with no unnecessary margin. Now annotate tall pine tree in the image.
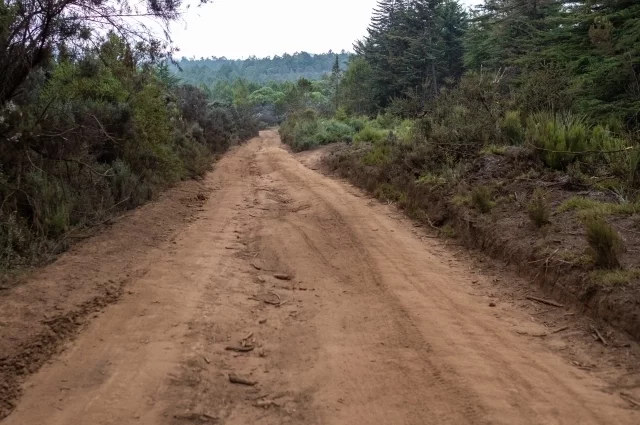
[355,0,409,108]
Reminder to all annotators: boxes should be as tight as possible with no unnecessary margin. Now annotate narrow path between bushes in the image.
[2,130,639,425]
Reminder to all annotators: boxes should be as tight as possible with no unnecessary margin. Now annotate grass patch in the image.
[440,224,457,238]
[585,217,623,269]
[471,186,495,213]
[590,269,640,287]
[452,193,471,207]
[416,173,448,187]
[480,144,507,156]
[527,188,551,228]
[558,250,593,267]
[559,197,640,219]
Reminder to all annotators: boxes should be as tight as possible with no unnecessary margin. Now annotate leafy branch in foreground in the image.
[0,0,206,107]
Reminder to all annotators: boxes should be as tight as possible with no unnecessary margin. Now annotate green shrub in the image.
[452,193,472,207]
[501,111,524,144]
[375,112,400,129]
[527,189,551,227]
[279,111,321,151]
[396,119,417,143]
[514,65,574,114]
[441,224,457,238]
[335,107,349,122]
[374,183,405,203]
[0,213,38,267]
[280,115,356,151]
[471,186,495,213]
[112,160,150,208]
[23,172,71,238]
[526,112,591,169]
[585,217,623,269]
[354,125,388,143]
[320,119,355,143]
[347,117,367,132]
[591,125,637,185]
[362,144,391,166]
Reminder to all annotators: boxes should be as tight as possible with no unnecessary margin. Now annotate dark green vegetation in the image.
[206,76,342,129]
[173,51,351,85]
[166,53,350,129]
[0,0,258,274]
[280,0,640,334]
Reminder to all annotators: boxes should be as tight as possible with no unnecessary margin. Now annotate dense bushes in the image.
[280,111,355,151]
[0,36,258,272]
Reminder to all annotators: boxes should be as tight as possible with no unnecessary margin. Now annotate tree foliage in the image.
[343,0,638,126]
[173,51,351,85]
[464,0,640,125]
[354,0,468,111]
[0,3,258,272]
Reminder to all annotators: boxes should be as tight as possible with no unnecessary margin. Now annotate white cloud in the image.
[170,0,483,59]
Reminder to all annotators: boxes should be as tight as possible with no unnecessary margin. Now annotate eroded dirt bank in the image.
[1,131,639,425]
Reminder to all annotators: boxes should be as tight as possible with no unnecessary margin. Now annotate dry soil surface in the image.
[2,130,640,425]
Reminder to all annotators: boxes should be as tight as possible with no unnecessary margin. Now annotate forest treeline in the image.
[173,51,351,85]
[0,0,258,274]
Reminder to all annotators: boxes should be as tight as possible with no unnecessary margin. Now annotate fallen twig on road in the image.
[551,326,570,334]
[264,292,281,305]
[174,412,218,422]
[526,296,564,308]
[590,325,608,346]
[517,330,548,338]
[226,346,254,353]
[255,399,280,408]
[620,392,640,408]
[229,373,257,386]
[251,393,270,401]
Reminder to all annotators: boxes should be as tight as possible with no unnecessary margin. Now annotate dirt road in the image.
[2,130,639,425]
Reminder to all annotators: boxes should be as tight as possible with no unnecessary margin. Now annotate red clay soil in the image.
[325,143,640,340]
[0,132,639,425]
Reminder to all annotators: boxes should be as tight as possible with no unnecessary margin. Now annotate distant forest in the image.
[172,51,352,85]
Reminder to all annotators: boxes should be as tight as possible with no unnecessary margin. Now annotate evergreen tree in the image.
[438,0,468,81]
[352,0,467,114]
[402,0,442,102]
[331,55,342,111]
[341,56,376,115]
[356,0,409,108]
[463,0,639,124]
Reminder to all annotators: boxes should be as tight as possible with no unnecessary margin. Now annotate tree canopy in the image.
[172,51,351,85]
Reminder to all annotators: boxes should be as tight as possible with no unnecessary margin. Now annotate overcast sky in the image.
[170,0,483,59]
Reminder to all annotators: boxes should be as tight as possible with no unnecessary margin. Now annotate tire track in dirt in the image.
[2,131,640,425]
